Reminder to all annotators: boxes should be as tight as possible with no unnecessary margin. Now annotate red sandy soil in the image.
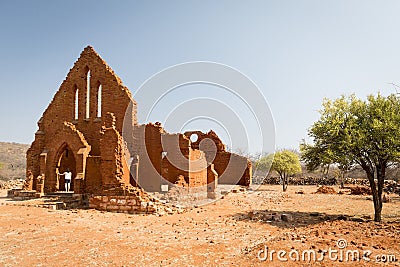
[0,185,399,266]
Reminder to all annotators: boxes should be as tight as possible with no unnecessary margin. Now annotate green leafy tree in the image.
[301,94,400,222]
[257,150,301,191]
[255,154,273,173]
[300,142,335,175]
[300,140,352,184]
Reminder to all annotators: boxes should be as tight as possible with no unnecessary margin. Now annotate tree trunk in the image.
[374,164,385,222]
[340,169,346,189]
[372,194,382,222]
[282,175,288,192]
[364,164,385,222]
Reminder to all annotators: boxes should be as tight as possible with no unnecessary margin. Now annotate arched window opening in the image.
[97,84,102,117]
[86,70,91,119]
[74,87,79,120]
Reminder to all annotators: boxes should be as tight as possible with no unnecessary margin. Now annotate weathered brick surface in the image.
[131,123,208,192]
[26,46,135,195]
[184,131,252,186]
[25,46,252,200]
[88,191,159,214]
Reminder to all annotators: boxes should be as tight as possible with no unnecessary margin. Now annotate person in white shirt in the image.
[59,168,72,192]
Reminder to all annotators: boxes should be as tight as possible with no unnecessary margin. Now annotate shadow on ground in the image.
[231,209,373,228]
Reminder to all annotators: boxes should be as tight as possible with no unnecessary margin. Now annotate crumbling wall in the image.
[99,113,131,193]
[25,45,251,199]
[36,46,136,156]
[89,195,157,213]
[188,149,207,187]
[207,164,218,199]
[26,126,46,191]
[213,152,252,186]
[184,130,252,186]
[85,156,102,193]
[131,123,208,191]
[26,46,136,194]
[88,186,184,215]
[160,133,192,185]
[131,123,163,192]
[184,130,225,163]
[42,122,91,193]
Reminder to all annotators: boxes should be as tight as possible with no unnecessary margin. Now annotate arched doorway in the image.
[56,144,77,192]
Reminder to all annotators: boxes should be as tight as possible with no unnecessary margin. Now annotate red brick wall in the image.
[85,156,102,193]
[188,149,207,187]
[99,113,131,191]
[26,46,136,193]
[131,123,208,191]
[184,130,252,186]
[41,122,91,192]
[26,46,251,197]
[213,152,252,186]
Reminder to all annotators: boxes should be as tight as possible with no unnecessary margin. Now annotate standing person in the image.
[59,168,72,192]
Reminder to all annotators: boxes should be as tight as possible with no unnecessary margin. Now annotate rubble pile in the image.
[0,179,23,190]
[314,186,337,194]
[260,176,337,186]
[347,186,372,195]
[384,181,400,195]
[257,176,399,195]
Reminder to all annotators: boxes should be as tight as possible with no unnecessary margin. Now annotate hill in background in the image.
[0,142,29,181]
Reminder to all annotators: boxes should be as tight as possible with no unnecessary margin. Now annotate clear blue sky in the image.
[1,1,400,153]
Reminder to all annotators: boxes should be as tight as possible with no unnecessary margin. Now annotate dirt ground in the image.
[0,185,399,267]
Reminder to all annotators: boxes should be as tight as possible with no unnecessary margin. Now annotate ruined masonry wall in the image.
[184,130,252,186]
[89,195,157,213]
[26,46,136,194]
[99,113,131,192]
[25,45,251,199]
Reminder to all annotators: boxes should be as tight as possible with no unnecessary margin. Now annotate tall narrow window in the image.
[86,70,91,119]
[74,88,79,120]
[97,84,102,117]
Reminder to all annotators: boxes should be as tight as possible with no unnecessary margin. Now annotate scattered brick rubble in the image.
[346,185,372,195]
[314,186,337,194]
[0,180,23,190]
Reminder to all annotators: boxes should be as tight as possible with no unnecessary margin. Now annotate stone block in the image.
[106,205,119,211]
[131,205,139,211]
[281,213,292,222]
[147,206,156,213]
[127,198,137,205]
[119,205,132,211]
[117,199,126,205]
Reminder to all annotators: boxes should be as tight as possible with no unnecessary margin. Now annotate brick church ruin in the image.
[23,46,252,201]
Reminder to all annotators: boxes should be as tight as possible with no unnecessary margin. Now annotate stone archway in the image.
[43,122,91,193]
[55,143,77,192]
